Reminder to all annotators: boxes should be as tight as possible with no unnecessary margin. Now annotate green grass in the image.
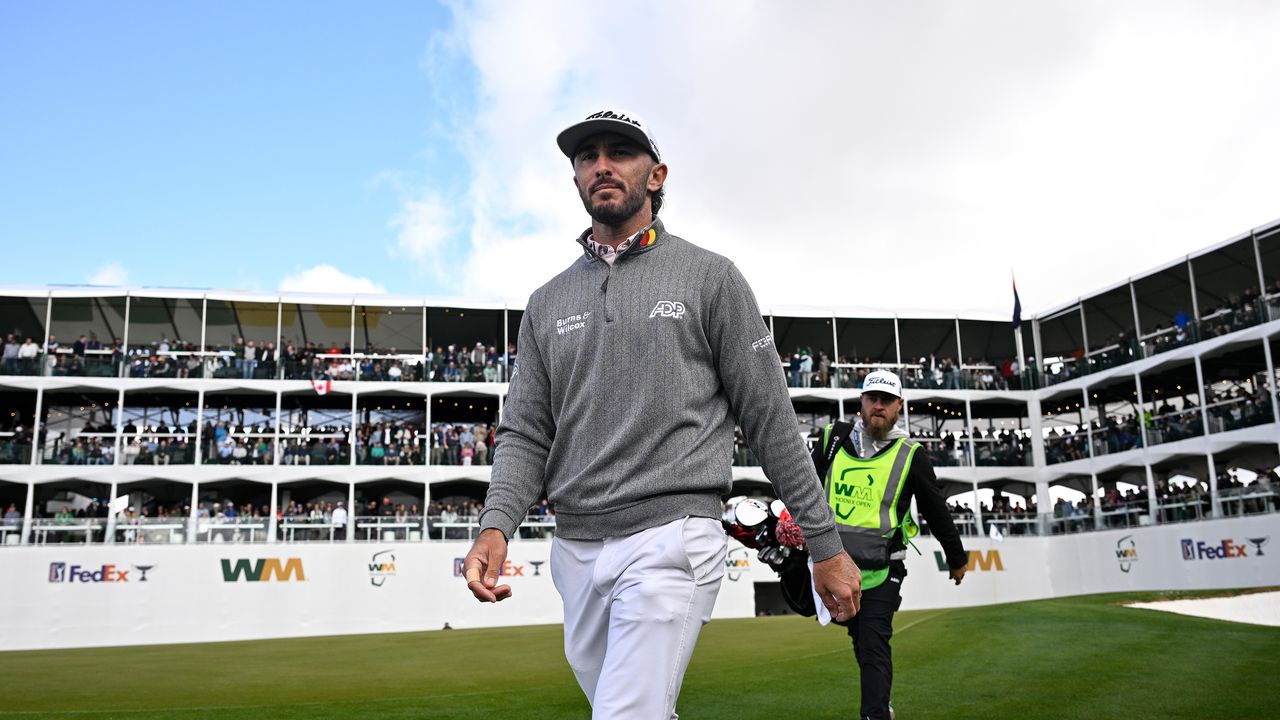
[1,590,1276,719]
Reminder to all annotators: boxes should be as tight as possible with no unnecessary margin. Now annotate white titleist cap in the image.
[557,109,661,161]
[862,370,902,398]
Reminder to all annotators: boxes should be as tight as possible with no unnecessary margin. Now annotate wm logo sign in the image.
[221,558,306,582]
[935,550,1004,572]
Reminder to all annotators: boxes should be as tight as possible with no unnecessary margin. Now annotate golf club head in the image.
[732,498,769,528]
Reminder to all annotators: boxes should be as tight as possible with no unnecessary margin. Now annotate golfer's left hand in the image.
[949,564,966,586]
[812,552,861,621]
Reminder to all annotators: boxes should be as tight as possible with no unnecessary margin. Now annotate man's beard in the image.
[581,183,649,226]
[864,413,898,439]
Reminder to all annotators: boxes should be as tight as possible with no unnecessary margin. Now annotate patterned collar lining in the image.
[585,226,658,266]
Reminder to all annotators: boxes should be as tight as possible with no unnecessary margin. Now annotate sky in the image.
[2,1,1279,319]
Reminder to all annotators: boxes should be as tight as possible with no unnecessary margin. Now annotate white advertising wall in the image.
[0,540,756,652]
[888,515,1280,611]
[1,515,1275,652]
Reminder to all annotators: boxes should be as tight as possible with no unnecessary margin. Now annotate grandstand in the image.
[0,218,1277,652]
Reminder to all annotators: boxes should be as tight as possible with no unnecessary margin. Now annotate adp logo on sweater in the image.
[649,301,685,319]
[220,557,306,582]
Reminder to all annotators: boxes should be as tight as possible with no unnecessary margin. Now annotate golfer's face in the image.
[571,133,660,223]
[861,391,903,433]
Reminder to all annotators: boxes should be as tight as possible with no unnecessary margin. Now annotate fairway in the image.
[1,590,1275,720]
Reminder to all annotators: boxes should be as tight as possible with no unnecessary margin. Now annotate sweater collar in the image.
[575,218,665,263]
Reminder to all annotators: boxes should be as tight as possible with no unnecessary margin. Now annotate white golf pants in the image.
[551,516,726,720]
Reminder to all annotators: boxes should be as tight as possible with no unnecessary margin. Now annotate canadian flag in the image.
[311,379,332,395]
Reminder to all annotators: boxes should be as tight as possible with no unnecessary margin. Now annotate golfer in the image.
[463,108,861,719]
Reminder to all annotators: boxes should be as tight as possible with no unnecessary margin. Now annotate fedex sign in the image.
[1180,538,1257,561]
[48,562,131,583]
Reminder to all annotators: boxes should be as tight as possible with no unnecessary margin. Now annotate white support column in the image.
[1252,230,1268,321]
[830,315,839,388]
[971,481,983,536]
[1032,317,1044,387]
[425,391,433,464]
[273,389,282,467]
[964,398,976,467]
[1078,302,1090,364]
[1081,389,1096,459]
[1205,452,1221,520]
[267,482,279,544]
[1187,258,1201,326]
[1192,354,1220,518]
[199,295,208,364]
[346,482,356,544]
[30,386,45,466]
[21,481,35,545]
[104,480,119,544]
[1027,395,1047,468]
[187,482,200,544]
[193,389,205,465]
[41,292,53,357]
[120,293,131,379]
[114,388,126,466]
[350,391,359,467]
[1090,473,1101,529]
[275,299,283,379]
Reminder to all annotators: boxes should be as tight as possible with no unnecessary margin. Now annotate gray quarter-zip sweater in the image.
[478,219,843,562]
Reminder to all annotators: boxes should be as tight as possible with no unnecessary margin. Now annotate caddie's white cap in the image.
[557,109,661,161]
[862,370,903,398]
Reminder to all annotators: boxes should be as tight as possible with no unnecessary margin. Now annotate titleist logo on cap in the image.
[586,110,642,127]
[866,377,895,388]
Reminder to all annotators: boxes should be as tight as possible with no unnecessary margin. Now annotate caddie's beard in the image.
[580,182,649,227]
[864,411,899,439]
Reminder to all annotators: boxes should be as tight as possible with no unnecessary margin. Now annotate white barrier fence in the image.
[1,515,1275,651]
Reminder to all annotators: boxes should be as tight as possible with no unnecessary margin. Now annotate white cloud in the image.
[279,265,386,295]
[389,189,457,279]
[429,1,1280,315]
[87,262,128,286]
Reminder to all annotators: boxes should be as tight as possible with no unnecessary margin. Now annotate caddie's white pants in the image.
[551,516,726,720]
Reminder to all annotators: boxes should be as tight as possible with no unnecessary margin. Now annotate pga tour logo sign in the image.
[48,562,155,583]
[1181,536,1268,561]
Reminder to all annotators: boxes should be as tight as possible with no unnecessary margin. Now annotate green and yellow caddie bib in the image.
[820,425,920,591]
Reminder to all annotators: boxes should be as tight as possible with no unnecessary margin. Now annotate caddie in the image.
[813,369,968,720]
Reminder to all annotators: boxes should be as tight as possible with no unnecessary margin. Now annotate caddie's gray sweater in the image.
[478,219,843,562]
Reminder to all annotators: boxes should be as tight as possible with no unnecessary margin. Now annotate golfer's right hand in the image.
[463,528,513,603]
[811,551,861,621]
